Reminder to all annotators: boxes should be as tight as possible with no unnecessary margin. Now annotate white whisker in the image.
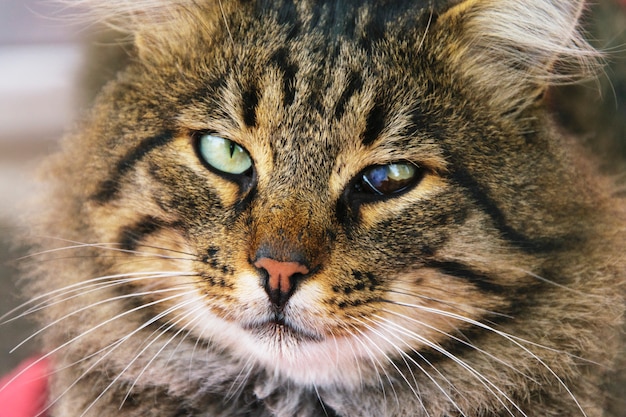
[42,294,199,417]
[349,317,419,410]
[10,284,197,353]
[118,303,206,411]
[380,308,537,383]
[369,314,524,417]
[340,322,395,411]
[18,237,198,263]
[515,268,607,298]
[1,289,195,405]
[352,316,451,417]
[386,287,514,320]
[382,300,589,417]
[2,272,198,325]
[223,355,255,403]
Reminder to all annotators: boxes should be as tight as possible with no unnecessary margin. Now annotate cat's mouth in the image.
[241,312,323,343]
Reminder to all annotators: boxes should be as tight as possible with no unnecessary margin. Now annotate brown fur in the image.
[9,0,625,416]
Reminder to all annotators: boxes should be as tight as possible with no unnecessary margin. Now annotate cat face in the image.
[21,0,624,415]
[60,0,596,388]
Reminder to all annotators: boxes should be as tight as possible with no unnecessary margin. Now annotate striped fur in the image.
[6,1,624,416]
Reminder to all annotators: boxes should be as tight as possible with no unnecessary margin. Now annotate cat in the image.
[4,0,626,416]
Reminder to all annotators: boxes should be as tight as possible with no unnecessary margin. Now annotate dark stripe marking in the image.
[268,47,298,106]
[92,131,174,203]
[242,86,259,127]
[362,103,386,146]
[334,71,364,120]
[422,260,508,295]
[119,216,167,251]
[449,167,565,254]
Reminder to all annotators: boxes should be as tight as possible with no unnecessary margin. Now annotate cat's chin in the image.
[182,294,375,388]
[232,319,371,387]
[241,325,378,388]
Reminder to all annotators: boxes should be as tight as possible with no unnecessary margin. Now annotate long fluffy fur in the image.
[6,1,624,416]
[58,0,602,115]
[442,0,601,113]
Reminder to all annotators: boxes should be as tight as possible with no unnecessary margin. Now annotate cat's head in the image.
[38,0,615,390]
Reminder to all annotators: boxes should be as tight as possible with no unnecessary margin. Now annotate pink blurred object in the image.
[0,357,49,417]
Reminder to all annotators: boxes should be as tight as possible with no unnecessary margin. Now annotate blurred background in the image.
[0,0,624,408]
[0,0,84,376]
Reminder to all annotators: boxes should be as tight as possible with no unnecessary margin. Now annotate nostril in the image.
[254,258,310,308]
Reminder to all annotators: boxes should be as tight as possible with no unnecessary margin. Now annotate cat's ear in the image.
[56,0,186,31]
[56,0,222,61]
[436,0,600,116]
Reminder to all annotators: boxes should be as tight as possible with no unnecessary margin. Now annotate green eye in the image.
[198,134,252,175]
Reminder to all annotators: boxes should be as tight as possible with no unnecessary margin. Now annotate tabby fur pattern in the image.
[6,0,626,416]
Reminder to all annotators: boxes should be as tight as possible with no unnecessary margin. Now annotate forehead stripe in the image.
[91,131,174,203]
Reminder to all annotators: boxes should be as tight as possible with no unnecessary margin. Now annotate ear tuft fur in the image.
[54,0,194,32]
[440,0,601,115]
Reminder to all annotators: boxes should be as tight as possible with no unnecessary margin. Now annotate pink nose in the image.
[254,258,310,308]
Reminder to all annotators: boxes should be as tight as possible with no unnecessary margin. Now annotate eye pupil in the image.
[360,163,420,196]
[197,134,253,176]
